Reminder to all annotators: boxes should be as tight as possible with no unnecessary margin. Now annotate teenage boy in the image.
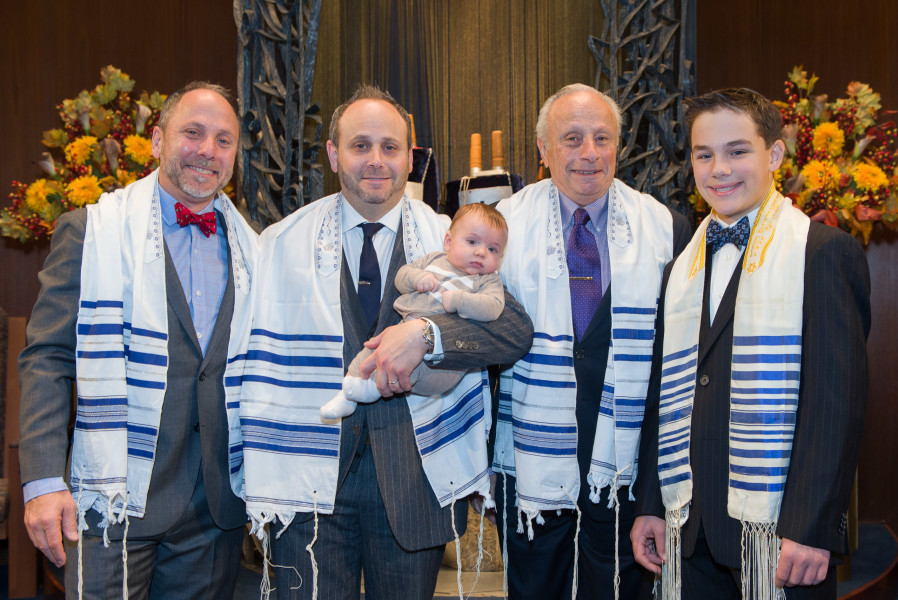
[632,88,870,600]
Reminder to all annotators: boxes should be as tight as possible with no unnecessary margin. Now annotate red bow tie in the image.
[174,202,217,237]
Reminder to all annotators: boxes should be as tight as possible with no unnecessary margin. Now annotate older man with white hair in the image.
[492,83,691,599]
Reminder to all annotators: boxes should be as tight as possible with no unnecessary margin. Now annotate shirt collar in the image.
[558,187,609,230]
[711,206,760,232]
[341,196,403,235]
[158,183,217,227]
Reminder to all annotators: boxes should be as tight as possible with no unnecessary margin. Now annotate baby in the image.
[321,202,508,419]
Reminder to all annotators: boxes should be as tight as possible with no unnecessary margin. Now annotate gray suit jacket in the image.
[323,219,533,551]
[18,208,246,537]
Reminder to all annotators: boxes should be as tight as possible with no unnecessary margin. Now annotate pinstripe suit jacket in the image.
[636,221,871,567]
[18,208,247,537]
[322,218,533,552]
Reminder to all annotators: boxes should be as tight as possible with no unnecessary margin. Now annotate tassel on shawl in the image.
[305,492,320,600]
[741,521,785,600]
[501,464,509,598]
[560,486,582,600]
[450,485,464,600]
[662,506,688,600]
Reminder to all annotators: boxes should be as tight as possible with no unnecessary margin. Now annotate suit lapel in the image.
[698,252,743,366]
[163,240,202,355]
[340,253,369,364]
[375,227,407,335]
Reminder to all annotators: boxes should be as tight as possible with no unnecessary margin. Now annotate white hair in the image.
[535,83,622,143]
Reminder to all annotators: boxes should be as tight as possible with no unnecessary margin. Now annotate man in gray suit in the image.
[259,84,533,600]
[19,82,257,598]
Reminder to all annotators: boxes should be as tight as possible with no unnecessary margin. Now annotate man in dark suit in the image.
[632,88,870,599]
[19,83,257,598]
[492,83,691,600]
[264,84,533,600]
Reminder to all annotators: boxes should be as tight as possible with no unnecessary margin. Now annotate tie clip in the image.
[359,280,372,285]
[569,276,593,281]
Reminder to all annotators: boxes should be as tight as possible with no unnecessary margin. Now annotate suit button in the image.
[199,371,207,381]
[352,425,361,436]
[193,422,200,433]
[575,350,585,360]
[699,374,710,386]
[456,340,464,349]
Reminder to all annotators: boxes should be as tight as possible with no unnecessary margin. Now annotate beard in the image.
[158,139,231,202]
[337,164,407,210]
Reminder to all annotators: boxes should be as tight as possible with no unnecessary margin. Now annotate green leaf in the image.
[92,82,118,105]
[100,65,135,93]
[42,128,69,148]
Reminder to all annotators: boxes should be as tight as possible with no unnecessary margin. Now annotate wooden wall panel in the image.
[695,0,898,531]
[0,0,238,318]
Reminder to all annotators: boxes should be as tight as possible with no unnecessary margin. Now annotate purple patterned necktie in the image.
[567,208,602,340]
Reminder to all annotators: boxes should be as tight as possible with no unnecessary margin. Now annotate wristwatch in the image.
[421,319,435,353]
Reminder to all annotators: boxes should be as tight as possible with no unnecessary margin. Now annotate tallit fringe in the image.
[305,492,320,600]
[450,488,464,600]
[662,507,687,600]
[121,511,130,600]
[740,521,785,600]
[560,486,582,600]
[77,484,85,600]
[501,467,509,598]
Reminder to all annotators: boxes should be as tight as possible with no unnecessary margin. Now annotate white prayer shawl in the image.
[658,186,808,600]
[73,169,258,524]
[240,193,493,534]
[493,178,674,525]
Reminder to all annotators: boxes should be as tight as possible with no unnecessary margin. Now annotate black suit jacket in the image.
[18,208,247,537]
[635,222,871,567]
[573,207,692,522]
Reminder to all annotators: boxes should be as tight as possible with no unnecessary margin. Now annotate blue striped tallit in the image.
[241,193,493,534]
[407,368,492,506]
[73,170,258,523]
[658,185,808,600]
[494,179,674,526]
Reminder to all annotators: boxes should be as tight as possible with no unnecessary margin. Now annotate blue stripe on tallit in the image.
[533,332,574,343]
[80,300,124,309]
[241,417,340,457]
[77,323,124,336]
[250,328,342,343]
[612,328,654,340]
[124,323,168,340]
[520,352,575,367]
[244,349,342,368]
[512,372,577,388]
[612,306,657,315]
[238,374,341,390]
[733,335,801,346]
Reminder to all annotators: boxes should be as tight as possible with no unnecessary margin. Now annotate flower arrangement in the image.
[690,67,898,245]
[1,66,166,242]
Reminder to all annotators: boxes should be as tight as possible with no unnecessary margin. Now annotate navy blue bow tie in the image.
[706,216,750,254]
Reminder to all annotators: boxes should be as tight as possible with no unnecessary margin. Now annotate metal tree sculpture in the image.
[589,0,696,214]
[234,0,323,226]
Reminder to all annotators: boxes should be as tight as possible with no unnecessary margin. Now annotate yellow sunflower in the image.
[66,175,104,206]
[64,135,99,166]
[852,163,889,191]
[24,179,62,213]
[123,135,154,166]
[116,168,138,187]
[801,160,840,190]
[811,122,845,158]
